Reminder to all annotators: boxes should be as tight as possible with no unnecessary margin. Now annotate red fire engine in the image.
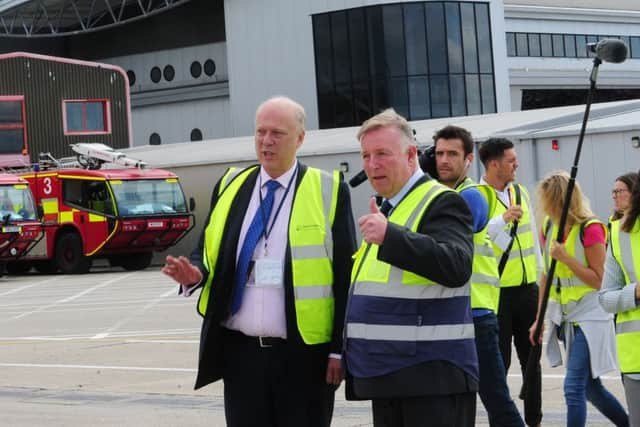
[8,143,194,274]
[0,173,41,263]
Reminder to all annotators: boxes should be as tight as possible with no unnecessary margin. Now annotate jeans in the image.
[564,326,629,427]
[475,313,525,427]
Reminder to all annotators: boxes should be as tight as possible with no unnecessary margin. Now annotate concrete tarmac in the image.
[0,268,629,426]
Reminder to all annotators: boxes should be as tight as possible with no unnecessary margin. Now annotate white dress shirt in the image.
[222,162,299,338]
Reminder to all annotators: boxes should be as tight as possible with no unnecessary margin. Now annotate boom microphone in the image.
[588,38,628,63]
[348,170,368,188]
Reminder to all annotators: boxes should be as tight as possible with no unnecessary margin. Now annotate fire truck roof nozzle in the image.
[70,143,147,169]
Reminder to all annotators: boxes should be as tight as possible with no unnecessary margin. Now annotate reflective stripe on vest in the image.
[349,180,474,342]
[609,219,640,373]
[543,217,603,308]
[492,184,537,287]
[347,322,476,342]
[198,165,339,345]
[458,181,500,312]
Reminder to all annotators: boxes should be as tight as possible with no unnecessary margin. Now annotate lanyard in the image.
[258,164,297,250]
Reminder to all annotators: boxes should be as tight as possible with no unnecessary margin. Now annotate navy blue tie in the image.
[379,200,393,217]
[231,179,281,314]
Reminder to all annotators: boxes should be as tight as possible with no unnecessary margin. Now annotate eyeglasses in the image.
[612,189,629,197]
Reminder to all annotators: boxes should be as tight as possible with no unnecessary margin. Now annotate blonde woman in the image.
[600,170,640,427]
[530,171,628,427]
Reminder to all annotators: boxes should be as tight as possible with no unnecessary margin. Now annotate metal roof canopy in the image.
[0,0,190,37]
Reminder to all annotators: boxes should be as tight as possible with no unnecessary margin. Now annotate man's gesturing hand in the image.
[161,255,203,286]
[358,197,388,245]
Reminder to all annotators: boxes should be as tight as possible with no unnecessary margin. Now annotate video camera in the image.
[348,145,438,188]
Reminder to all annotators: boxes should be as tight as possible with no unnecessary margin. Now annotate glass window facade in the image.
[522,88,640,110]
[506,32,639,59]
[312,2,496,128]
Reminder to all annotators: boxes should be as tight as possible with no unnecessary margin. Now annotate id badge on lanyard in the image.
[255,258,284,288]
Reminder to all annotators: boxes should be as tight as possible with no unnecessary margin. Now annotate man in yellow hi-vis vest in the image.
[434,125,524,427]
[162,97,357,427]
[479,138,543,427]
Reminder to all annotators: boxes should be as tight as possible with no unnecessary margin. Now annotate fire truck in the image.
[8,143,194,274]
[0,173,41,264]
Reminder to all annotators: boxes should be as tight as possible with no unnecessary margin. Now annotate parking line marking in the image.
[91,287,179,339]
[0,363,621,380]
[10,273,137,321]
[0,362,196,373]
[125,339,199,344]
[59,273,137,303]
[0,328,200,342]
[0,278,58,297]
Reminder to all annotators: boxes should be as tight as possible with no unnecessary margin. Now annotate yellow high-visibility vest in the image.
[491,184,537,287]
[457,178,500,312]
[609,219,640,374]
[543,217,605,309]
[199,165,340,344]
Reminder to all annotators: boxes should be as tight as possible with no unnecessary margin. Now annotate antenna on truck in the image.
[70,143,147,170]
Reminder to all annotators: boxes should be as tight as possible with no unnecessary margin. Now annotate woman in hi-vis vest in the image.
[610,172,637,225]
[601,170,640,427]
[531,171,629,427]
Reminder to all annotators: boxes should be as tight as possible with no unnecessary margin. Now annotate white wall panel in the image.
[131,97,232,146]
[530,132,640,220]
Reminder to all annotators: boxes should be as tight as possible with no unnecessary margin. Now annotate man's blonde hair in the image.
[256,96,306,131]
[357,108,414,147]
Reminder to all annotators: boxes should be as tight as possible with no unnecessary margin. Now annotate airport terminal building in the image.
[1,0,640,146]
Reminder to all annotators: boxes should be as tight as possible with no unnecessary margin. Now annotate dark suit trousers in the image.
[221,329,335,427]
[497,284,542,427]
[372,393,476,427]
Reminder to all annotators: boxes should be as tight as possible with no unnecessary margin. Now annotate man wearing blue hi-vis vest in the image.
[344,109,477,427]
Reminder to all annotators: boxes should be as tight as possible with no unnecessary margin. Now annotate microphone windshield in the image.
[589,39,628,63]
[349,169,368,188]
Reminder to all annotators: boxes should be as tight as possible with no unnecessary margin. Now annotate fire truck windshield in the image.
[0,184,37,221]
[109,178,188,216]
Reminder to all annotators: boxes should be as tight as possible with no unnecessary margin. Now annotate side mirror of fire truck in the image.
[189,197,196,212]
[37,204,44,220]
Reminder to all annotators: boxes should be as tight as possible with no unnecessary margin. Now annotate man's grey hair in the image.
[357,108,414,147]
[256,96,306,131]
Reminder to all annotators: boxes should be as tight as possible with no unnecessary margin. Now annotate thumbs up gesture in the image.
[358,197,388,245]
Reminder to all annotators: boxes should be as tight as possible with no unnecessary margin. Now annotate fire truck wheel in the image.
[6,262,31,275]
[55,232,92,274]
[120,252,153,271]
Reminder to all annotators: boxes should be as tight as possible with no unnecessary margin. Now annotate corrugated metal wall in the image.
[0,56,129,161]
